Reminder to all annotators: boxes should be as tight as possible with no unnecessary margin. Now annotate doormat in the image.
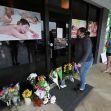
[50,79,93,111]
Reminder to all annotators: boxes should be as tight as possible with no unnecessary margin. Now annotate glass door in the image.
[49,12,69,69]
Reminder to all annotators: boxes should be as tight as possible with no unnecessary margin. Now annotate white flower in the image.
[27,73,37,80]
[50,96,56,104]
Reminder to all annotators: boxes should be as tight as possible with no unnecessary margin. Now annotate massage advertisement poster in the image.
[0,5,41,41]
[71,19,86,38]
[88,21,97,37]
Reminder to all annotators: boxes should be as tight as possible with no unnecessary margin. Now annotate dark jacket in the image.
[74,36,93,64]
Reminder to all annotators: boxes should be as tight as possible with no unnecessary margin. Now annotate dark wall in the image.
[72,0,87,20]
[48,0,61,7]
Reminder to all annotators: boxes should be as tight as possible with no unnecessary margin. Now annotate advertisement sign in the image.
[71,19,86,38]
[88,21,97,37]
[0,5,41,41]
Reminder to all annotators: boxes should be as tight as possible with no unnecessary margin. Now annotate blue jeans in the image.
[80,58,93,90]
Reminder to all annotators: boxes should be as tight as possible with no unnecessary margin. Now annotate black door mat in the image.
[50,79,93,111]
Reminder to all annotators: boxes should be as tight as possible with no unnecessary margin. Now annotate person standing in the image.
[74,27,93,91]
[104,37,111,73]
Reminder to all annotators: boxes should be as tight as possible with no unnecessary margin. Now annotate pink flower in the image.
[0,90,4,96]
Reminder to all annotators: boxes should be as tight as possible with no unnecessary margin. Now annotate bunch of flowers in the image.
[27,73,50,100]
[0,83,20,106]
[35,75,50,96]
[64,63,73,75]
[27,73,37,89]
[22,89,32,98]
[73,64,79,77]
[0,88,10,106]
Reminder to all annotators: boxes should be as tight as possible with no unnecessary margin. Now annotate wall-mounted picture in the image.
[0,5,41,41]
[88,21,97,37]
[71,19,86,38]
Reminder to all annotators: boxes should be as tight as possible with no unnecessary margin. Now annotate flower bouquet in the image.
[34,75,50,99]
[27,73,37,89]
[22,89,32,105]
[0,88,11,106]
[63,63,76,82]
[0,83,20,107]
[27,73,51,105]
[56,67,67,88]
[64,63,73,76]
[73,63,79,78]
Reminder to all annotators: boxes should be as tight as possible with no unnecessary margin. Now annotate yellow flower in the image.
[22,89,32,98]
[64,64,68,72]
[68,64,73,70]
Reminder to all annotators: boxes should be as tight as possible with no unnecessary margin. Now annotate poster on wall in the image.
[88,21,97,37]
[49,22,56,31]
[54,28,67,50]
[57,28,63,38]
[0,5,41,41]
[71,19,86,38]
[54,38,68,50]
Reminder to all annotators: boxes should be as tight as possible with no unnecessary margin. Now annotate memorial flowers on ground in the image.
[22,89,32,105]
[27,73,51,105]
[0,83,20,106]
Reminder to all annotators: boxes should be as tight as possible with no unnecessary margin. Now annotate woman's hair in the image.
[17,18,30,26]
[78,27,90,36]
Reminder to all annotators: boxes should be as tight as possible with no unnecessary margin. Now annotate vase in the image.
[24,98,31,105]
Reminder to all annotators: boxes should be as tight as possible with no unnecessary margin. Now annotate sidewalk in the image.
[1,63,111,111]
[75,63,111,111]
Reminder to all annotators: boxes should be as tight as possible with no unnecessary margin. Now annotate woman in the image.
[74,27,93,91]
[104,37,111,73]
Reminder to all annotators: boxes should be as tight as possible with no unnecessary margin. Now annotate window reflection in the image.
[0,39,45,71]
